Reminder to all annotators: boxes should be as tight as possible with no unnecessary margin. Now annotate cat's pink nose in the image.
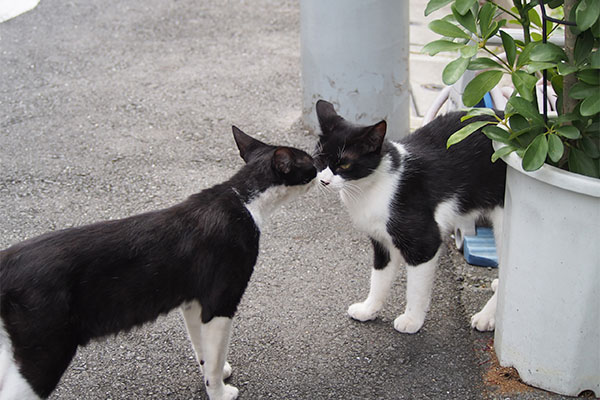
[320,179,330,186]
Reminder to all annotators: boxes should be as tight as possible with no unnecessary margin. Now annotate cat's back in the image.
[399,111,491,155]
[391,111,505,211]
[397,111,502,171]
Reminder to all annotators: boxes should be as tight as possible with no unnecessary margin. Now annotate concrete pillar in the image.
[300,0,410,140]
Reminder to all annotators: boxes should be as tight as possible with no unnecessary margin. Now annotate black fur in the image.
[0,127,316,398]
[315,100,506,267]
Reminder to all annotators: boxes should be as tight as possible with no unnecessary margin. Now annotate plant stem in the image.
[562,0,578,115]
[483,46,513,71]
[485,0,520,20]
[514,0,532,44]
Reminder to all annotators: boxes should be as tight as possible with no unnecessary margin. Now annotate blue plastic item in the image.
[474,92,494,109]
[463,227,498,267]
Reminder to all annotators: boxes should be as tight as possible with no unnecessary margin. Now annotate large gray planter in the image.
[494,148,600,397]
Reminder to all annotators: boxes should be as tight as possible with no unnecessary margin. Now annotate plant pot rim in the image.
[493,141,600,198]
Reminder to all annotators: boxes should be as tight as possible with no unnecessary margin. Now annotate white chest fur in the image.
[244,184,310,231]
[340,153,402,246]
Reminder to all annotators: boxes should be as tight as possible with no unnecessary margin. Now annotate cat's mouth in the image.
[315,168,343,192]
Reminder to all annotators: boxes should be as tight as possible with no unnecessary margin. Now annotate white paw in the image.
[471,310,495,331]
[393,314,424,334]
[222,385,239,400]
[223,361,232,380]
[491,278,499,292]
[347,302,378,322]
[208,384,239,400]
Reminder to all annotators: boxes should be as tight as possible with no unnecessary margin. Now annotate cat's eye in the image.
[338,163,351,170]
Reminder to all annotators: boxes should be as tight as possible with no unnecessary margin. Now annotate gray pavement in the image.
[0,0,571,399]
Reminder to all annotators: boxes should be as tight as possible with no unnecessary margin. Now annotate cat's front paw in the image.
[348,302,378,322]
[393,314,424,334]
[471,310,495,331]
[471,278,498,331]
[223,361,233,380]
[207,384,239,400]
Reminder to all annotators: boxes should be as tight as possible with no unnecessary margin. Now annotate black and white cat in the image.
[314,100,505,334]
[0,127,316,400]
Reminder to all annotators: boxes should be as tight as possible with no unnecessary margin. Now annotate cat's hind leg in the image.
[181,302,232,380]
[200,317,238,400]
[471,206,503,331]
[394,249,440,334]
[348,239,398,322]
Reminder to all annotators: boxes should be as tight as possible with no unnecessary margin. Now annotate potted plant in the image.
[422,0,600,396]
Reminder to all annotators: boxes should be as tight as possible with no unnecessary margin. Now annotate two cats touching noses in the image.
[0,100,505,400]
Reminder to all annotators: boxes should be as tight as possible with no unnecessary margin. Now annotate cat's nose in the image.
[320,180,330,186]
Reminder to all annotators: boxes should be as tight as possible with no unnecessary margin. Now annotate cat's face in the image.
[232,126,317,190]
[313,100,387,191]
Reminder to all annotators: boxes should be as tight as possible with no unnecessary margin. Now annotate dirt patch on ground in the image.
[479,338,533,397]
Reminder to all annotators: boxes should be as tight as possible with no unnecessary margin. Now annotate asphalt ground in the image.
[1,1,570,399]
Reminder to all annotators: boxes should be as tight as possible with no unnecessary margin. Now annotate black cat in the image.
[314,100,505,334]
[0,127,316,400]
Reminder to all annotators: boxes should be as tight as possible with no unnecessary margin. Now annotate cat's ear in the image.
[272,147,294,175]
[358,120,387,153]
[316,100,342,135]
[232,126,268,163]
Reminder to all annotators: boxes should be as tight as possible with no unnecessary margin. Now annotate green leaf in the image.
[547,133,564,162]
[425,0,455,16]
[467,57,503,70]
[516,42,538,69]
[556,125,582,139]
[585,122,600,135]
[551,74,564,97]
[462,70,504,107]
[479,2,496,38]
[580,92,600,116]
[500,31,516,67]
[460,45,478,58]
[483,125,510,143]
[528,8,543,28]
[592,14,600,38]
[577,69,600,85]
[511,70,538,102]
[524,62,558,74]
[546,0,564,9]
[576,0,600,32]
[429,19,472,39]
[455,0,477,16]
[509,127,532,141]
[464,108,498,119]
[569,147,599,178]
[591,50,600,68]
[551,113,578,126]
[530,43,567,62]
[522,135,549,171]
[443,57,470,85]
[569,82,598,99]
[422,40,466,56]
[531,32,543,42]
[509,114,529,132]
[574,30,594,66]
[507,97,545,124]
[557,62,578,76]
[447,120,492,148]
[582,136,600,158]
[452,5,478,34]
[485,21,501,40]
[491,145,517,162]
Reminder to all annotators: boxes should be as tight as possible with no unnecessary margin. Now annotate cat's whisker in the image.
[340,183,363,204]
